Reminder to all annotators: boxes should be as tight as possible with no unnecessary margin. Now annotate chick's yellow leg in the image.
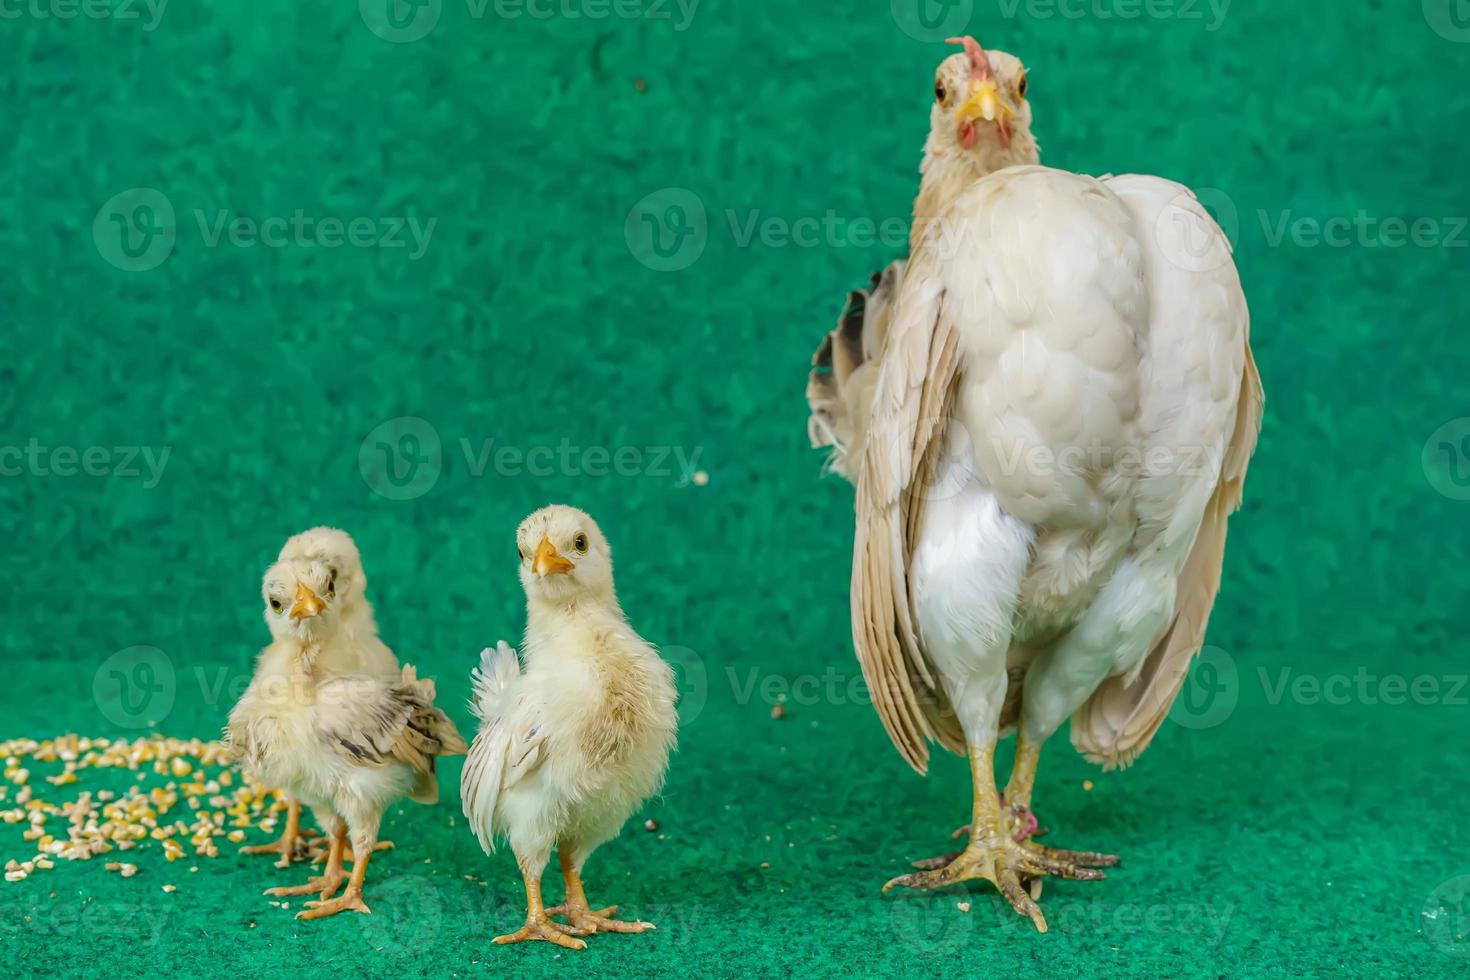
[495,871,587,950]
[546,846,655,936]
[296,846,373,920]
[885,743,1108,933]
[239,799,319,868]
[265,824,348,900]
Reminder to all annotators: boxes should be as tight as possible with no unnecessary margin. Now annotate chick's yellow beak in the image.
[532,537,574,576]
[289,582,325,620]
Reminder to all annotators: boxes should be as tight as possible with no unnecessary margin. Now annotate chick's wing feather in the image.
[316,666,467,804]
[461,642,546,854]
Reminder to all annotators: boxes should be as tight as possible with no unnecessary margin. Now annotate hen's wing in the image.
[851,242,967,773]
[1070,176,1264,768]
[460,642,546,854]
[317,665,467,804]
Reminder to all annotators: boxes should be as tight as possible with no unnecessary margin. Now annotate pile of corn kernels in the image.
[1,734,287,884]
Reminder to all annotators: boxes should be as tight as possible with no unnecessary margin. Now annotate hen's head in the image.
[931,37,1034,164]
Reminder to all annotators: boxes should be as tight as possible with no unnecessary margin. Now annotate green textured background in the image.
[3,0,1470,976]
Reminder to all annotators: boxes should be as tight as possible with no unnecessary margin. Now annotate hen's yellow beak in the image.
[532,537,574,576]
[289,582,325,620]
[956,79,1011,125]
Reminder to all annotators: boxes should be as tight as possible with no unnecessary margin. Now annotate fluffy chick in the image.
[461,505,677,950]
[236,528,399,867]
[226,527,466,919]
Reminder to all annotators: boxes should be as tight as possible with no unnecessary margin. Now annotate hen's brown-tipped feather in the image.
[1070,342,1263,768]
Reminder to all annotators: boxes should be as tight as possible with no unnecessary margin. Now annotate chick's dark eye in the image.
[1018,73,1028,98]
[573,533,588,553]
[934,79,947,103]
[326,570,337,597]
[270,598,282,612]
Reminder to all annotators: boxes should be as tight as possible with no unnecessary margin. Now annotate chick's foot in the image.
[263,870,347,901]
[547,902,655,936]
[295,886,371,920]
[495,916,587,950]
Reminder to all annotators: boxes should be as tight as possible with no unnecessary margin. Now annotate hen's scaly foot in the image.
[885,837,1059,933]
[943,805,1120,872]
[296,886,371,920]
[547,902,655,936]
[495,916,587,950]
[312,838,393,864]
[263,870,348,901]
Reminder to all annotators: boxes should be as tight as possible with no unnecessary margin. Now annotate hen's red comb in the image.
[945,36,994,81]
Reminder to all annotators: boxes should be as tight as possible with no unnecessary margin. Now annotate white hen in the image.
[823,38,1264,930]
[461,505,677,950]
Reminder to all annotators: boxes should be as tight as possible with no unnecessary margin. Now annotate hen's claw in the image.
[885,841,1051,933]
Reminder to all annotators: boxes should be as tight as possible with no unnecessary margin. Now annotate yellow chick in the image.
[462,505,678,950]
[226,527,467,919]
[237,528,399,868]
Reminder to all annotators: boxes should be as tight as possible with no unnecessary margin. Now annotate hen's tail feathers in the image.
[1071,342,1263,770]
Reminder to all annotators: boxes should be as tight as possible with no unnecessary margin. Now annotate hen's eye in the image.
[573,533,588,554]
[270,598,282,612]
[1018,72,1028,99]
[934,79,947,103]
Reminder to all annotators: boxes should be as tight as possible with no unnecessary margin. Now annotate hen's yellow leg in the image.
[265,824,348,900]
[240,799,319,868]
[495,871,587,950]
[547,846,655,936]
[885,743,1114,932]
